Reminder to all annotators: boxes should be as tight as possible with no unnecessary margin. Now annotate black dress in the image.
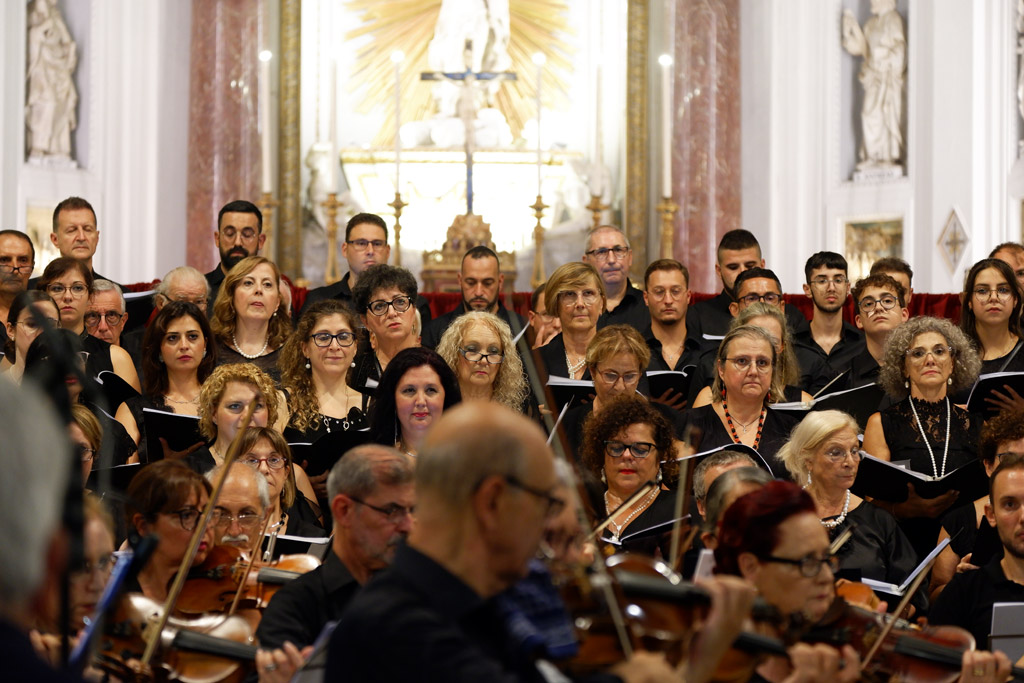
[878,396,982,561]
[214,339,282,384]
[598,490,679,558]
[537,333,592,381]
[682,404,799,478]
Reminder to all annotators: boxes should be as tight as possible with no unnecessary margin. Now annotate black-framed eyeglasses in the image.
[349,496,415,525]
[504,476,565,519]
[584,246,630,261]
[220,226,258,240]
[760,553,839,578]
[347,239,387,251]
[240,455,287,470]
[738,292,782,306]
[996,451,1024,462]
[309,331,356,347]
[604,440,655,458]
[368,295,413,316]
[858,295,898,313]
[165,507,217,532]
[76,444,95,463]
[47,283,89,298]
[0,262,34,274]
[84,311,126,328]
[213,508,263,529]
[459,347,504,364]
[809,276,848,288]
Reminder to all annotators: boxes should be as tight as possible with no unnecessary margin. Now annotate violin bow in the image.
[507,312,636,658]
[140,400,259,667]
[668,425,697,573]
[225,510,277,616]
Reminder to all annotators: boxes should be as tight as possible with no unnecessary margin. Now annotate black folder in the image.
[645,368,696,403]
[142,407,206,463]
[288,428,372,478]
[545,376,595,412]
[851,453,988,503]
[94,370,140,411]
[966,372,1024,418]
[770,382,886,427]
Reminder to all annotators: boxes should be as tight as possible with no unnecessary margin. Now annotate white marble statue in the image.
[427,0,511,119]
[841,0,906,174]
[25,0,78,162]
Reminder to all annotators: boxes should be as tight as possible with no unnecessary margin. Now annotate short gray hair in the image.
[703,467,773,533]
[156,266,209,304]
[208,462,271,513]
[416,426,530,510]
[92,279,125,311]
[327,444,414,502]
[878,316,982,400]
[0,378,71,605]
[693,449,758,504]
[585,225,631,253]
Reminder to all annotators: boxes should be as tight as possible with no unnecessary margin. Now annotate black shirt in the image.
[256,550,359,650]
[930,557,1024,647]
[538,334,593,381]
[644,325,702,373]
[689,290,810,340]
[422,301,525,350]
[298,272,432,327]
[844,344,883,391]
[205,265,227,305]
[327,544,624,682]
[0,619,85,682]
[793,321,864,381]
[596,281,651,331]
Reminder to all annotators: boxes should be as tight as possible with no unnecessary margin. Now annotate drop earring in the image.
[656,468,663,484]
[904,379,909,389]
[947,376,952,385]
[305,359,311,370]
[600,470,606,483]
[805,472,812,488]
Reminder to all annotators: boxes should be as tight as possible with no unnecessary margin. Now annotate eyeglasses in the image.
[504,476,565,519]
[723,356,773,373]
[347,239,387,251]
[604,440,655,458]
[858,295,898,313]
[905,345,953,363]
[213,508,263,529]
[0,262,33,274]
[597,370,640,385]
[459,347,504,364]
[72,552,117,578]
[84,311,126,328]
[760,553,839,578]
[349,496,415,525]
[309,331,356,347]
[822,447,862,463]
[368,295,413,316]
[76,444,95,463]
[584,246,630,261]
[557,289,600,307]
[240,455,287,470]
[646,286,687,301]
[170,296,209,311]
[220,226,258,240]
[996,451,1024,462]
[973,286,1014,301]
[165,507,215,532]
[737,292,782,306]
[15,317,59,332]
[809,276,849,288]
[47,283,89,298]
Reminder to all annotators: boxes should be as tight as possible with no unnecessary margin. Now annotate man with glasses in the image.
[205,200,265,303]
[422,246,523,349]
[85,280,129,348]
[0,230,35,349]
[256,445,414,677]
[208,462,270,549]
[845,273,909,390]
[581,225,651,330]
[795,251,863,379]
[300,212,432,325]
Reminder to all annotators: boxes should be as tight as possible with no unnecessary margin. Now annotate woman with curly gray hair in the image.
[435,310,527,410]
[862,316,983,560]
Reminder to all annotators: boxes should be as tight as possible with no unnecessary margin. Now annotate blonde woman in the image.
[436,310,526,410]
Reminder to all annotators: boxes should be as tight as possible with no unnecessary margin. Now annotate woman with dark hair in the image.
[24,327,87,405]
[210,256,291,382]
[956,257,1024,408]
[580,395,679,556]
[349,264,421,393]
[3,289,58,383]
[114,301,216,463]
[36,256,140,392]
[367,346,461,456]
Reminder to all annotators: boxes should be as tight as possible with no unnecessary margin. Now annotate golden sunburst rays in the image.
[343,0,573,147]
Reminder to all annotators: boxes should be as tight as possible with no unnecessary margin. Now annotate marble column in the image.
[186,0,263,272]
[671,0,741,293]
[277,0,302,277]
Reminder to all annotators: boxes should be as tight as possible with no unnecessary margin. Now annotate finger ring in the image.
[263,663,278,672]
[973,668,985,676]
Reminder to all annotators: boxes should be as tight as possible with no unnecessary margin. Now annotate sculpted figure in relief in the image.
[842,0,906,172]
[25,0,78,161]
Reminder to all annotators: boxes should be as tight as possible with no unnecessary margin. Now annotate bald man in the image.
[208,462,269,549]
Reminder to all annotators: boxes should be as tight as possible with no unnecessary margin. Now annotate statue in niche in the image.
[842,0,906,175]
[25,0,78,162]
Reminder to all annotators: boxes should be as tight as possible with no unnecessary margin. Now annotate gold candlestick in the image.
[322,192,343,284]
[257,192,280,260]
[585,193,609,230]
[656,196,679,260]
[530,195,549,289]
[388,191,408,267]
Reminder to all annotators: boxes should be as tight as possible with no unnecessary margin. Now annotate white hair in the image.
[0,377,71,605]
[207,462,271,513]
[156,266,210,303]
[92,279,125,311]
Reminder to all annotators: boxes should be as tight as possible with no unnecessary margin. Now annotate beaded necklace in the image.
[721,390,766,450]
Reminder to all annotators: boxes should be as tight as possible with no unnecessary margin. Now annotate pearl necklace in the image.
[908,396,951,478]
[819,489,851,529]
[232,331,269,359]
[604,487,658,542]
[565,352,586,378]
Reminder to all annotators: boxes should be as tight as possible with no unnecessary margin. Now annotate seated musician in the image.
[700,467,772,551]
[207,461,270,549]
[255,445,414,678]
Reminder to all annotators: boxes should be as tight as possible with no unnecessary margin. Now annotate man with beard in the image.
[794,251,863,380]
[208,462,270,549]
[931,453,1024,648]
[422,245,523,349]
[0,230,35,349]
[581,225,650,330]
[255,445,414,671]
[205,200,265,303]
[643,258,700,372]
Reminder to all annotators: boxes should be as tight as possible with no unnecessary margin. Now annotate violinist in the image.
[255,445,414,677]
[207,462,269,549]
[700,466,772,551]
[325,402,681,682]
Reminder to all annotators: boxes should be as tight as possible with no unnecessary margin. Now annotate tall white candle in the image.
[658,53,673,198]
[259,50,273,193]
[327,56,337,191]
[391,50,404,192]
[594,62,603,169]
[533,52,546,195]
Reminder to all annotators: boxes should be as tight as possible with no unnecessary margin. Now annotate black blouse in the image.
[682,404,799,478]
[214,340,282,384]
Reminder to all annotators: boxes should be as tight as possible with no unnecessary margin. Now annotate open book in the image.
[850,453,988,502]
[142,407,205,463]
[861,536,951,596]
[966,371,1024,418]
[600,516,688,547]
[676,442,774,477]
[546,375,595,412]
[770,382,886,427]
[646,368,696,402]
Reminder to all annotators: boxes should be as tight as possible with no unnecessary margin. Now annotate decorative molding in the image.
[625,0,649,279]
[278,0,302,277]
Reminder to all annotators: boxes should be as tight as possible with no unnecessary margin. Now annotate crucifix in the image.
[421,40,516,215]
